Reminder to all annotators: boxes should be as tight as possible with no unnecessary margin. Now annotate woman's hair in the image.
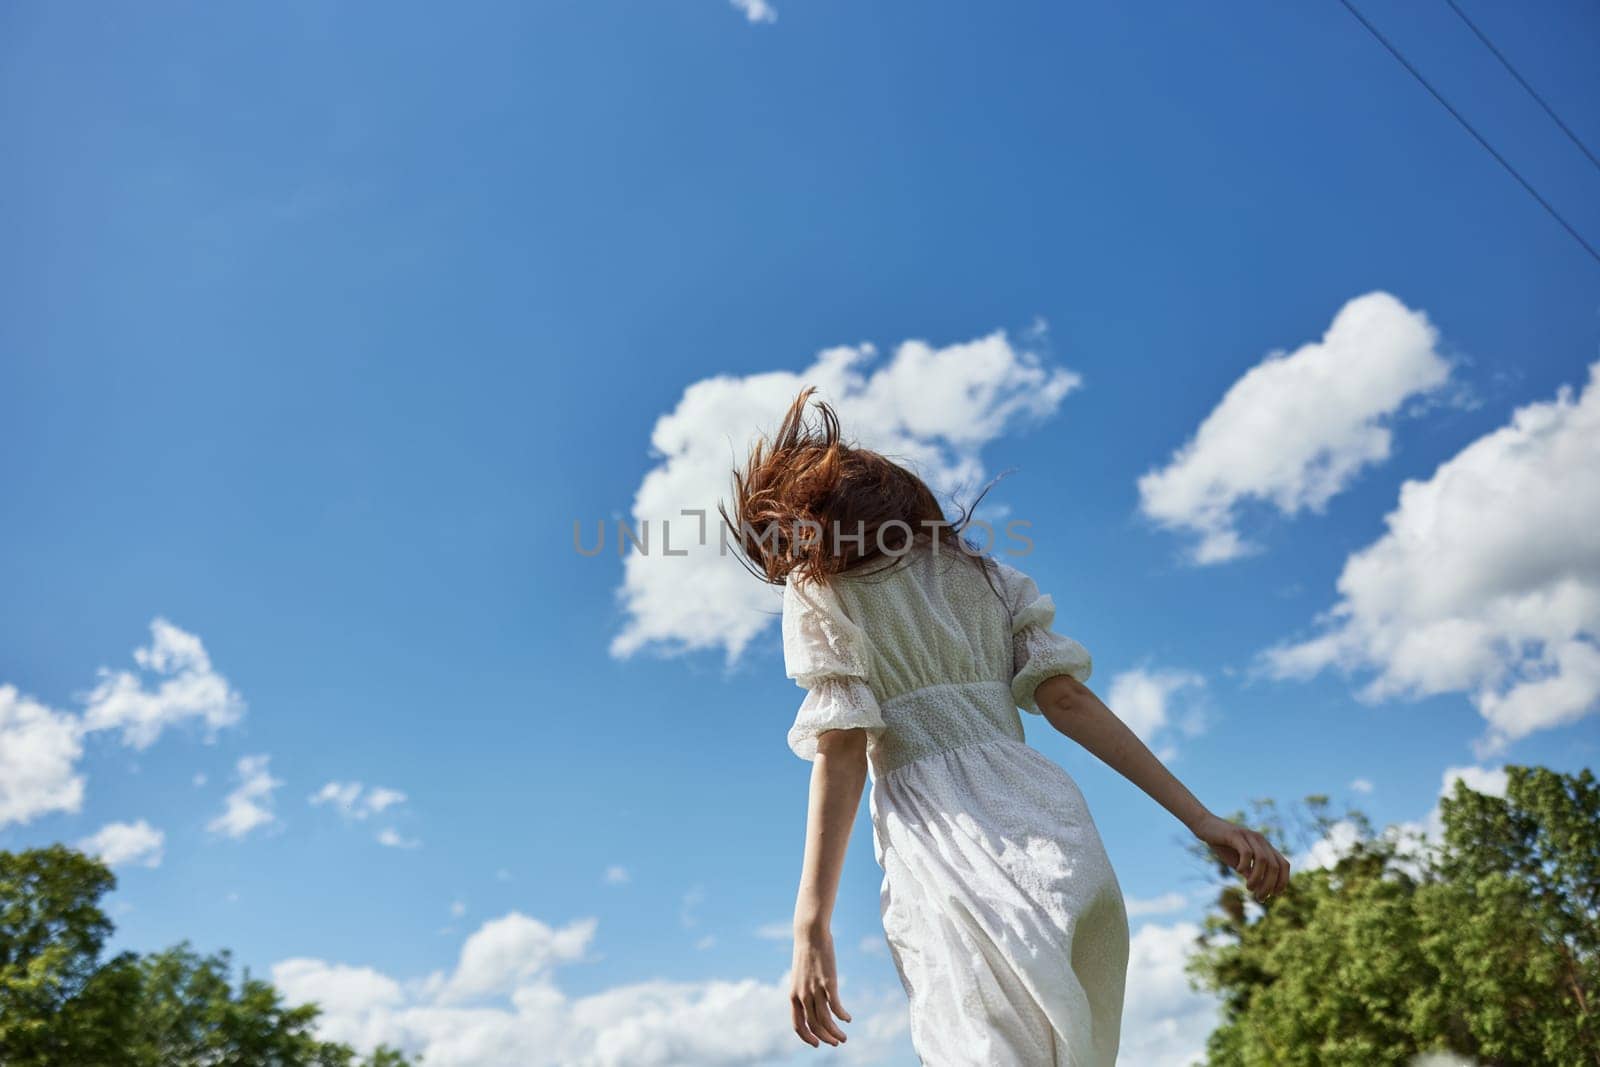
[720,386,1002,590]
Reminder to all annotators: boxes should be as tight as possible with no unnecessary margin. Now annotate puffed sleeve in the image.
[996,561,1094,715]
[780,574,887,760]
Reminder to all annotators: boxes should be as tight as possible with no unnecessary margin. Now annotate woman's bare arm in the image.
[789,727,867,1048]
[1035,674,1290,901]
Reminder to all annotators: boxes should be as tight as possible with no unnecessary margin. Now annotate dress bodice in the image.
[780,540,1093,775]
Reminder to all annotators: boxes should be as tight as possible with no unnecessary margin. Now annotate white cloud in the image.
[440,912,597,1003]
[1125,891,1190,918]
[77,818,165,869]
[312,781,360,812]
[1138,292,1453,565]
[312,781,408,820]
[729,0,777,22]
[1294,818,1365,873]
[451,900,467,918]
[1440,764,1508,800]
[1105,667,1208,760]
[82,618,245,749]
[753,922,792,941]
[1260,361,1600,754]
[1119,921,1217,1067]
[377,828,421,849]
[1,620,243,830]
[602,865,629,886]
[271,959,406,1049]
[275,911,908,1067]
[366,786,407,812]
[310,784,420,849]
[610,330,1083,662]
[208,754,281,839]
[1298,764,1509,873]
[1350,777,1375,794]
[0,685,85,828]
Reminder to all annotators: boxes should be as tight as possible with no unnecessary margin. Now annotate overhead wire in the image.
[1335,0,1600,267]
[1443,0,1600,178]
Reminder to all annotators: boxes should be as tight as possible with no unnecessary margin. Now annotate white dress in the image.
[781,541,1129,1067]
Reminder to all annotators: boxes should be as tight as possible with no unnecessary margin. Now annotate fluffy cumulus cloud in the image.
[437,913,596,1003]
[0,619,242,830]
[1118,921,1217,1067]
[1296,764,1508,874]
[76,819,166,869]
[208,754,282,839]
[1138,292,1454,565]
[0,685,85,827]
[271,911,904,1067]
[1260,361,1600,754]
[82,617,245,748]
[1104,667,1208,761]
[610,331,1083,662]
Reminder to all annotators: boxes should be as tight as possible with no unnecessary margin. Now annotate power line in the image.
[1336,0,1600,268]
[1444,0,1600,178]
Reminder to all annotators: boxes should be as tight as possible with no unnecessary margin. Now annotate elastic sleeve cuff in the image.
[787,676,887,760]
[1011,625,1093,714]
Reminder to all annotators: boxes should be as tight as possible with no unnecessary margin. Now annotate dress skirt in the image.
[870,736,1130,1067]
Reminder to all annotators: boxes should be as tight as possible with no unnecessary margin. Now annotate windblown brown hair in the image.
[719,386,1003,593]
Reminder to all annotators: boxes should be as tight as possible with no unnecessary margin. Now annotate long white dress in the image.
[781,540,1129,1067]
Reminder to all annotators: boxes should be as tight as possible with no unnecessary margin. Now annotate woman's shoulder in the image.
[970,553,1042,615]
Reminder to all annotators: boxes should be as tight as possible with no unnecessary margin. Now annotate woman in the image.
[721,387,1290,1065]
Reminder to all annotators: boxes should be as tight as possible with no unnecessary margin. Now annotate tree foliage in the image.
[0,844,413,1067]
[1186,765,1599,1067]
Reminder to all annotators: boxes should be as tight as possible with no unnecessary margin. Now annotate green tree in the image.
[0,846,141,1065]
[0,845,413,1067]
[1186,765,1599,1067]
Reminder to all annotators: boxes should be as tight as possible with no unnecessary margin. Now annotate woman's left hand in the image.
[790,924,851,1047]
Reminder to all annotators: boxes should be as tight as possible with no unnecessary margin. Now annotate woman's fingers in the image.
[1252,855,1274,898]
[1243,833,1290,900]
[1241,831,1267,895]
[1248,834,1274,896]
[808,989,846,1045]
[1204,820,1291,901]
[825,982,853,1024]
[1232,831,1255,880]
[791,994,819,1048]
[789,933,850,1046]
[1247,846,1272,897]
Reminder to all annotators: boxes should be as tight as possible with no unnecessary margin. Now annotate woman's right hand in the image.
[790,924,851,1048]
[1190,813,1291,903]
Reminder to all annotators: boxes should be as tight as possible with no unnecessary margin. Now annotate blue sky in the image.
[3,2,1598,1064]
